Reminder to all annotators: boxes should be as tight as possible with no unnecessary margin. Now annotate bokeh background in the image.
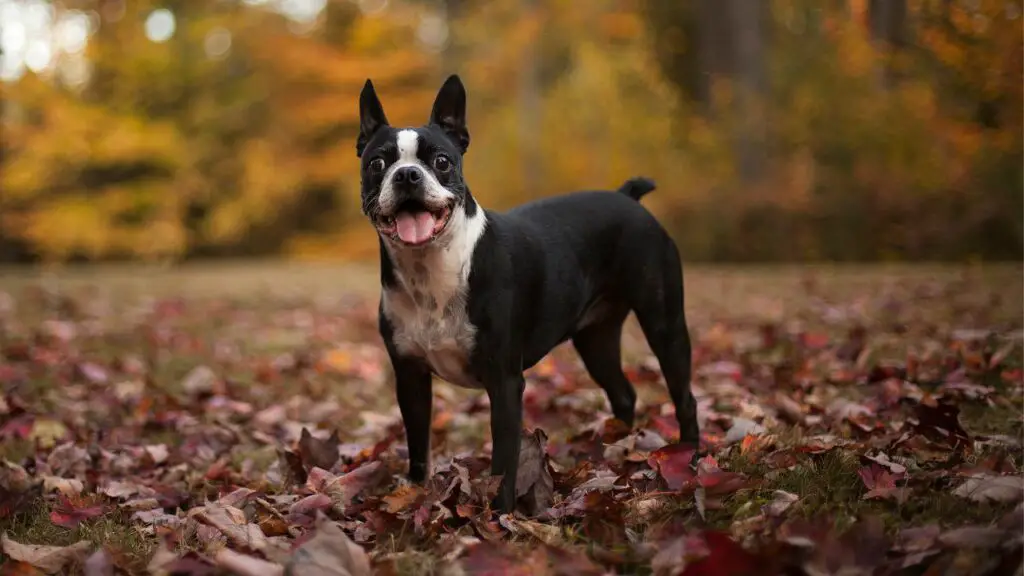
[1,0,1021,265]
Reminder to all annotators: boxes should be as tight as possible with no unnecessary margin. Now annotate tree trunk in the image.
[519,0,542,197]
[729,0,769,184]
[868,0,907,87]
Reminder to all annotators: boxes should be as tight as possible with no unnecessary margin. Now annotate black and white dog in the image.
[356,74,699,514]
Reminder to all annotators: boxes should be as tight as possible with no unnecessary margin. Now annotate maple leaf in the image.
[299,427,341,471]
[49,494,106,528]
[857,464,908,502]
[648,444,698,491]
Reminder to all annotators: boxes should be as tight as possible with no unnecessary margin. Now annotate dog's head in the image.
[356,75,474,248]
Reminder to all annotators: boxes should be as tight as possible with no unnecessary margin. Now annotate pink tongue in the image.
[395,211,437,244]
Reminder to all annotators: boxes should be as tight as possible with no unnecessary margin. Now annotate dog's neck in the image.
[383,202,487,299]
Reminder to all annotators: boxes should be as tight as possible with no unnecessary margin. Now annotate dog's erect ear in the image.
[357,79,389,157]
[429,74,470,153]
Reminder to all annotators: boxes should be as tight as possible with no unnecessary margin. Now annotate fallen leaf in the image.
[649,444,697,491]
[857,464,908,502]
[215,548,285,576]
[459,540,539,576]
[192,503,274,555]
[762,490,799,517]
[49,494,106,528]
[1,534,92,574]
[516,428,555,517]
[42,476,83,496]
[284,511,371,576]
[651,534,710,576]
[723,417,765,445]
[83,549,114,576]
[182,365,218,396]
[299,428,341,471]
[937,526,1011,549]
[28,419,68,449]
[308,461,386,515]
[952,475,1024,503]
[382,484,424,514]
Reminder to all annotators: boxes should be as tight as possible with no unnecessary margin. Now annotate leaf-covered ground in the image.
[0,263,1022,576]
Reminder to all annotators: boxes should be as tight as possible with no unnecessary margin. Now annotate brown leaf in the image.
[912,400,970,450]
[516,428,555,517]
[459,541,542,576]
[307,461,386,515]
[382,484,424,514]
[284,511,371,576]
[299,428,340,471]
[1,534,91,575]
[191,503,271,554]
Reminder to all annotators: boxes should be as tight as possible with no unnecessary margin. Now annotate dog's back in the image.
[482,178,681,367]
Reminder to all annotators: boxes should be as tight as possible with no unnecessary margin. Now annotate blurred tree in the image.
[0,0,1019,263]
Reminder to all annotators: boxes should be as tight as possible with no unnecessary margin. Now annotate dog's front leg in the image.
[394,358,433,482]
[486,372,525,514]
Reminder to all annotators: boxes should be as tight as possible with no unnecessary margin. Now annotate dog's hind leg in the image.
[572,314,636,426]
[629,243,700,447]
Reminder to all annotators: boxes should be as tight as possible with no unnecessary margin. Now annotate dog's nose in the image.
[393,166,423,186]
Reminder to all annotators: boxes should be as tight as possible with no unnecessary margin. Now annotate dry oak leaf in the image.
[952,474,1024,503]
[1,534,92,574]
[516,428,555,517]
[284,511,371,576]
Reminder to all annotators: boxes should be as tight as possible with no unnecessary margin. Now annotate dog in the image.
[356,74,700,514]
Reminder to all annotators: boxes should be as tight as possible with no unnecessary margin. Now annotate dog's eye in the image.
[368,158,386,174]
[433,155,451,173]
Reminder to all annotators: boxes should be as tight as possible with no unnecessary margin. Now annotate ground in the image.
[0,262,1021,576]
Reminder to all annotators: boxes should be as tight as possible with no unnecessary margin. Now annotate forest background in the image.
[1,0,1021,264]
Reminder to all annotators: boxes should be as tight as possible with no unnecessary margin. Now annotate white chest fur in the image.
[381,208,486,389]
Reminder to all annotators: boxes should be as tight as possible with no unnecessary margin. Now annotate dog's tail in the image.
[617,177,656,201]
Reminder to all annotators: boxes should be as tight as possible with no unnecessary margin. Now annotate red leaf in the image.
[673,531,764,576]
[460,541,538,575]
[49,495,105,528]
[649,444,697,491]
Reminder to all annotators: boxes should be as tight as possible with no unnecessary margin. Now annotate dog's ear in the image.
[357,79,389,157]
[429,74,470,153]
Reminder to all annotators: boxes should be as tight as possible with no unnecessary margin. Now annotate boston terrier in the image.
[356,74,700,514]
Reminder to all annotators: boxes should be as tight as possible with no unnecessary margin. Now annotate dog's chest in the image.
[382,251,480,389]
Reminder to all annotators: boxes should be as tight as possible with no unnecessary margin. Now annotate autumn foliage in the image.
[1,0,1020,263]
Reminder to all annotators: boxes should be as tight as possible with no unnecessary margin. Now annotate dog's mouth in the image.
[376,200,453,246]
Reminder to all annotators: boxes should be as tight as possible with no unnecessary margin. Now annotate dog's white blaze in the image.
[382,203,488,390]
[396,129,419,163]
[377,129,454,214]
